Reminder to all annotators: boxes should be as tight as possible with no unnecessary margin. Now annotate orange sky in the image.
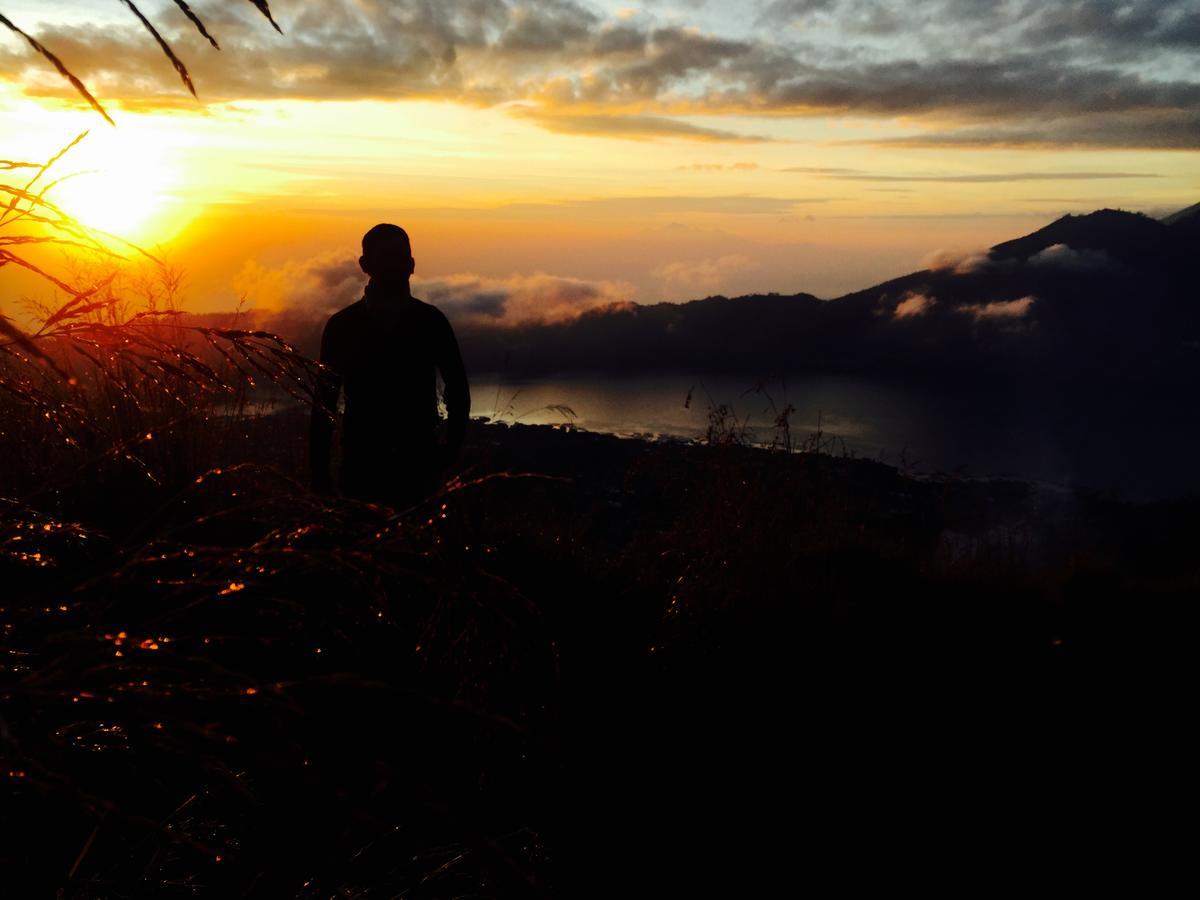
[2,1,1196,316]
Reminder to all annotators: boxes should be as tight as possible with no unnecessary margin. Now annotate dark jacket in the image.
[310,290,469,500]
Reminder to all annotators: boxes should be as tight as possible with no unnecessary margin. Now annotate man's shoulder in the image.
[409,297,452,327]
[408,296,442,316]
[324,299,367,329]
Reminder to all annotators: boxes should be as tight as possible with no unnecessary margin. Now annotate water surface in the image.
[468,373,1200,499]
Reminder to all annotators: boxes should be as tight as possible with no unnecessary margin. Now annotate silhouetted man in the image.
[310,224,469,505]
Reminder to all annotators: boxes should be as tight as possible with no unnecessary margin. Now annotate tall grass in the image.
[0,137,560,897]
[1,136,324,508]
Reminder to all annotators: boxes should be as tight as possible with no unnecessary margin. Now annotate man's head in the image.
[360,223,414,281]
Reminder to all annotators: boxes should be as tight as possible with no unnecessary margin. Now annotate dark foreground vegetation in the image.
[2,382,1196,895]
[3,139,1193,895]
[3,10,1193,891]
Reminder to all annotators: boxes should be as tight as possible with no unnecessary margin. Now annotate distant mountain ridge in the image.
[1162,201,1200,226]
[989,208,1174,268]
[454,202,1198,381]
[1161,201,1200,243]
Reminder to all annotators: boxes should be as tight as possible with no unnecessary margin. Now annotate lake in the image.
[468,373,1200,500]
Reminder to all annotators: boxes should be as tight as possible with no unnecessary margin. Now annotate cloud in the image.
[653,254,756,292]
[499,194,836,217]
[854,111,1200,150]
[3,0,1197,147]
[782,168,1163,183]
[760,0,1200,54]
[419,271,632,324]
[677,162,759,171]
[514,110,769,142]
[920,248,995,274]
[751,58,1200,121]
[232,254,363,314]
[960,296,1036,320]
[232,251,630,326]
[778,166,861,176]
[1028,244,1114,270]
[919,241,1118,280]
[893,291,934,318]
[498,2,600,52]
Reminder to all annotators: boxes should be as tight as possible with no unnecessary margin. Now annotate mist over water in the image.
[468,373,1200,500]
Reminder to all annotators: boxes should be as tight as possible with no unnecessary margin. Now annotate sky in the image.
[1,0,1197,316]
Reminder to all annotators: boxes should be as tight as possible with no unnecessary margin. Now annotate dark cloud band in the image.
[1,0,1196,148]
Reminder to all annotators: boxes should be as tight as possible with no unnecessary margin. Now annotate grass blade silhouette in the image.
[0,14,114,125]
[0,249,90,297]
[20,130,88,195]
[171,0,220,49]
[1,183,77,225]
[246,0,284,33]
[119,0,197,97]
[0,313,69,378]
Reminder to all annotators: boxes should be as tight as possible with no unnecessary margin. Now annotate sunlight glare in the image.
[47,128,178,239]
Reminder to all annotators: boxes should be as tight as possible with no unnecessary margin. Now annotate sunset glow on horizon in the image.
[2,1,1196,314]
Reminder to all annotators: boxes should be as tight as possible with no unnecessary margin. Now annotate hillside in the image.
[989,208,1173,266]
[1162,201,1200,226]
[1163,201,1200,242]
[449,203,1199,380]
[4,413,1197,894]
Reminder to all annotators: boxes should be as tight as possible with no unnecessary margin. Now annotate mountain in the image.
[988,208,1170,267]
[1161,202,1200,226]
[454,205,1198,382]
[1164,201,1200,243]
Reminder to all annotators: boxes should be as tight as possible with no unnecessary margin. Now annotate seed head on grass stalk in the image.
[2,1,283,126]
[0,15,113,125]
[1,140,325,502]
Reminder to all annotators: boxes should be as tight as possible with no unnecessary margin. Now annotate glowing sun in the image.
[48,129,179,239]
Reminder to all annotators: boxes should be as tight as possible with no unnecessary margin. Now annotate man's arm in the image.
[436,311,470,463]
[309,318,343,493]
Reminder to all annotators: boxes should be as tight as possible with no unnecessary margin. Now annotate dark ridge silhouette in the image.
[1161,201,1200,226]
[1164,201,1200,243]
[431,203,1198,382]
[218,202,1196,384]
[988,207,1178,268]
